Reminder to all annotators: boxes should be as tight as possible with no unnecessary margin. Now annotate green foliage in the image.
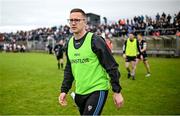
[0,53,180,115]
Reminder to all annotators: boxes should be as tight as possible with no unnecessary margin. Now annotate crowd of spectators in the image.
[0,25,71,52]
[2,25,71,42]
[89,12,180,38]
[1,12,180,45]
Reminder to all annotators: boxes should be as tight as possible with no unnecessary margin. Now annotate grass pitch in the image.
[0,53,180,115]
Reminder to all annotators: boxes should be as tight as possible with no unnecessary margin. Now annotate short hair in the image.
[70,8,86,17]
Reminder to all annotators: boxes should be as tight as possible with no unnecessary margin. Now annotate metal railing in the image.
[111,35,180,57]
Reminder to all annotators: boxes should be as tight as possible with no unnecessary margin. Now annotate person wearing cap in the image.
[123,32,141,80]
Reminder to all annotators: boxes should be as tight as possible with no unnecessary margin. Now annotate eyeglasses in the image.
[67,18,85,23]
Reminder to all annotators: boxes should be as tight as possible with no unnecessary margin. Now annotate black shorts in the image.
[56,53,63,60]
[126,56,136,62]
[137,54,148,61]
[75,90,108,115]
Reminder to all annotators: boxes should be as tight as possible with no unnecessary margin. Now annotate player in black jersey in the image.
[54,39,64,69]
[136,34,151,77]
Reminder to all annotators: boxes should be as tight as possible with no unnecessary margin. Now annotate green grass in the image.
[0,53,180,115]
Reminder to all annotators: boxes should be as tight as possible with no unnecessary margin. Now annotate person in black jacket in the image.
[58,8,124,115]
[54,39,64,69]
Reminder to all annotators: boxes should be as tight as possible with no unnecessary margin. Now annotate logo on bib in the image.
[88,105,93,111]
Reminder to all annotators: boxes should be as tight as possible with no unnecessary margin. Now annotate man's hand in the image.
[59,92,67,106]
[113,92,124,109]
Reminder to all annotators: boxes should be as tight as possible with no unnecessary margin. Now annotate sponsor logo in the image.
[71,58,89,64]
[88,105,92,111]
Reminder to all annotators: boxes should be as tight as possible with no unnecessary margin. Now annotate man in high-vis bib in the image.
[58,8,124,115]
[123,32,141,80]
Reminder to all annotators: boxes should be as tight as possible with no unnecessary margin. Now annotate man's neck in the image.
[74,30,87,40]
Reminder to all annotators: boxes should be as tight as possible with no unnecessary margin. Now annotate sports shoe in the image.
[145,73,151,77]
